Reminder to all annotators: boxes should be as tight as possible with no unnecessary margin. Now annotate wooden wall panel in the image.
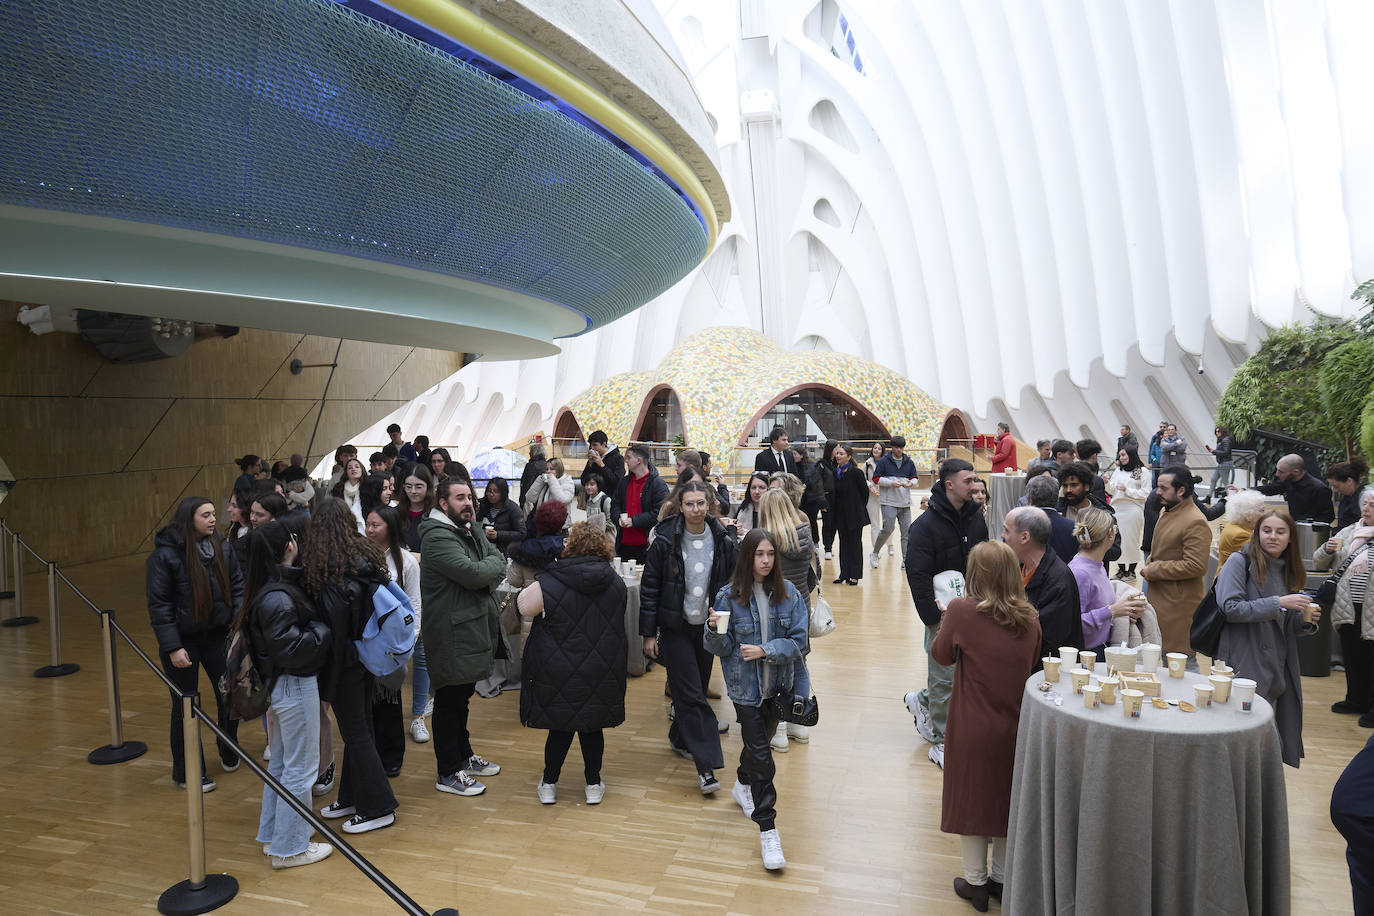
[0,298,465,565]
[0,396,174,477]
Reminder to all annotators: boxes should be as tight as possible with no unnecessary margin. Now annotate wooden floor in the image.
[0,549,1364,915]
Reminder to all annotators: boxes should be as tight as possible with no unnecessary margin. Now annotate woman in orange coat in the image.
[932,540,1042,911]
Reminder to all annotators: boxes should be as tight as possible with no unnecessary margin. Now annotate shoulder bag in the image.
[1315,542,1371,611]
[1190,553,1248,658]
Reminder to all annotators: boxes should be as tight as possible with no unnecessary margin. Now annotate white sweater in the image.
[385,549,423,635]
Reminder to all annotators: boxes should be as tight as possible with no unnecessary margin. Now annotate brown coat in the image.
[1141,499,1212,654]
[932,597,1041,837]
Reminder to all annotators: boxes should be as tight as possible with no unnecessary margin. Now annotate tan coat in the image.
[1141,499,1212,654]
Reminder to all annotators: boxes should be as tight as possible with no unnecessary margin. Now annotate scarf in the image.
[342,480,360,507]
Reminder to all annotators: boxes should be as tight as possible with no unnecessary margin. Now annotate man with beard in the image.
[1140,469,1212,658]
[902,459,988,769]
[1058,461,1121,565]
[420,479,509,798]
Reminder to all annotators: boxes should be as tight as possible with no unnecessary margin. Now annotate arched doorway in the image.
[739,384,889,450]
[551,408,585,460]
[937,410,973,450]
[632,386,687,445]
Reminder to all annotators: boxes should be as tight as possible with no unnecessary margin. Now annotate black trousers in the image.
[372,695,404,773]
[543,729,605,784]
[821,508,837,552]
[160,629,239,783]
[806,507,820,546]
[1339,603,1374,712]
[1332,734,1374,915]
[333,664,398,818]
[734,701,782,832]
[617,542,647,563]
[433,682,477,778]
[660,624,723,773]
[837,526,864,581]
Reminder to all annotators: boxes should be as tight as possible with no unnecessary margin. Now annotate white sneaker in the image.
[462,754,500,777]
[341,812,394,834]
[770,721,789,752]
[732,780,755,817]
[423,696,434,718]
[537,780,557,804]
[869,552,880,569]
[760,829,786,870]
[928,743,945,769]
[888,545,895,557]
[908,694,937,745]
[824,550,833,560]
[409,717,430,743]
[271,842,333,870]
[584,782,605,805]
[263,743,271,761]
[786,723,809,743]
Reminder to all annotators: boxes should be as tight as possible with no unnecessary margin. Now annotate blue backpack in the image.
[354,580,417,677]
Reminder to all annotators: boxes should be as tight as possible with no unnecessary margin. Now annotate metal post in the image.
[89,609,146,765]
[0,520,11,599]
[158,693,237,916]
[2,531,38,627]
[35,561,79,677]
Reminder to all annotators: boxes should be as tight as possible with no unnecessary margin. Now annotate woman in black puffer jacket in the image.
[146,496,244,791]
[517,522,628,805]
[238,522,333,867]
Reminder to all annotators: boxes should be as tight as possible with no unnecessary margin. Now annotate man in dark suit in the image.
[753,426,797,475]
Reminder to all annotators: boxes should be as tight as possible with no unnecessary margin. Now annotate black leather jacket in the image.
[145,526,244,654]
[247,566,331,679]
[640,515,737,636]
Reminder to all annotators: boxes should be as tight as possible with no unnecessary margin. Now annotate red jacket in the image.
[991,432,1017,472]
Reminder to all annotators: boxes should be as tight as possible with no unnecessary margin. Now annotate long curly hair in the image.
[300,497,387,595]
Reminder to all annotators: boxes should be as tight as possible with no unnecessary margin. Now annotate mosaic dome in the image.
[563,327,949,465]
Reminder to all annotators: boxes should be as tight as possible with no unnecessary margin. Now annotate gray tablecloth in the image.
[1004,665,1290,915]
[988,472,1026,533]
[477,576,643,698]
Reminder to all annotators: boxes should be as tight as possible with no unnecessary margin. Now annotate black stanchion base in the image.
[2,615,39,627]
[35,662,80,678]
[433,908,460,916]
[89,741,148,765]
[157,873,237,916]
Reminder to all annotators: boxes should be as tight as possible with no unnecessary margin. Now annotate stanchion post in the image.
[2,531,38,627]
[89,609,147,765]
[35,561,79,677]
[0,519,11,599]
[157,693,237,916]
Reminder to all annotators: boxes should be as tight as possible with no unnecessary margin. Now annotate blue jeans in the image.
[1208,462,1234,495]
[256,674,320,857]
[410,638,430,717]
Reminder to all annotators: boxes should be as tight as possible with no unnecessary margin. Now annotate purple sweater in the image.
[1069,554,1116,649]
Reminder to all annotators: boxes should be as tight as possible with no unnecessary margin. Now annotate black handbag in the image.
[768,657,819,726]
[1316,543,1370,611]
[1191,554,1247,658]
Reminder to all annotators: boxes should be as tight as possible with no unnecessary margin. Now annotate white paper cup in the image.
[1211,665,1233,678]
[1059,647,1078,670]
[1138,643,1161,671]
[1194,684,1214,708]
[1079,651,1097,671]
[1166,652,1188,678]
[1208,674,1232,703]
[613,558,623,573]
[1069,668,1092,694]
[1105,646,1137,675]
[1122,689,1145,719]
[1042,657,1061,683]
[714,611,730,635]
[1082,684,1102,709]
[1098,677,1118,705]
[1233,678,1257,711]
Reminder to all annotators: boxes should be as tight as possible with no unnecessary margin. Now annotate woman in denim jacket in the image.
[705,528,809,872]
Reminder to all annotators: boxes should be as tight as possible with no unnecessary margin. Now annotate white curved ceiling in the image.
[349,0,1373,458]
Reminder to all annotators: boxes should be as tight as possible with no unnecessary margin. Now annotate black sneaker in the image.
[174,775,217,793]
[1332,700,1363,715]
[312,762,336,797]
[220,755,240,773]
[698,771,720,795]
[1359,712,1374,729]
[341,812,395,834]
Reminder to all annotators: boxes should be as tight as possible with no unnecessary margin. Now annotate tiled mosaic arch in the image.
[561,327,949,467]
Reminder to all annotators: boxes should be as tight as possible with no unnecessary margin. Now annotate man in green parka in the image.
[420,478,509,798]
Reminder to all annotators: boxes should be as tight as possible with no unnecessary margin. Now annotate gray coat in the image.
[1215,549,1316,767]
[776,522,818,611]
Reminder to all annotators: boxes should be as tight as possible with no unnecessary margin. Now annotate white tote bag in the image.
[809,588,835,638]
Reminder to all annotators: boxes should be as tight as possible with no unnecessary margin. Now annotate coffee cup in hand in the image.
[714,610,730,635]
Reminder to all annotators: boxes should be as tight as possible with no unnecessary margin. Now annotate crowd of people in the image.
[145,418,1374,902]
